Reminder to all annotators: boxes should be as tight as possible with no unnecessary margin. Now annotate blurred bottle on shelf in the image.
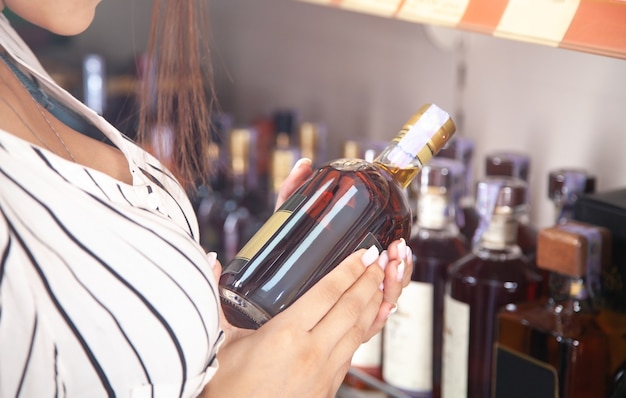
[547,168,596,225]
[435,136,477,242]
[82,53,106,116]
[299,121,327,167]
[220,127,271,263]
[383,158,469,398]
[484,151,538,267]
[252,115,276,194]
[268,109,301,206]
[195,114,234,254]
[493,221,611,398]
[441,176,539,398]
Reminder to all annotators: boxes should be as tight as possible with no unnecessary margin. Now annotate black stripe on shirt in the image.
[15,313,38,397]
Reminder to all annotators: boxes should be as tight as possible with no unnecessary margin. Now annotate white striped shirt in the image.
[0,14,223,398]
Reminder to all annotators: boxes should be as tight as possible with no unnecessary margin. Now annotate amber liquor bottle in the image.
[484,151,538,266]
[493,221,611,398]
[441,176,538,398]
[219,103,456,329]
[384,157,469,398]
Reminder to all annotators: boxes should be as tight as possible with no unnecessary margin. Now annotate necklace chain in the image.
[30,95,77,162]
[0,67,76,162]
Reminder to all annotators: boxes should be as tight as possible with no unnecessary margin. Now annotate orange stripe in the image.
[458,0,510,33]
[560,0,626,58]
[392,0,408,17]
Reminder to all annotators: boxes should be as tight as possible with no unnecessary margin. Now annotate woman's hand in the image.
[274,158,313,211]
[204,239,412,398]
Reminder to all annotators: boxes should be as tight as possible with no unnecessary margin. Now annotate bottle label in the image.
[353,331,382,368]
[492,344,558,398]
[226,193,306,274]
[442,294,469,398]
[481,213,518,250]
[418,192,448,230]
[383,281,433,392]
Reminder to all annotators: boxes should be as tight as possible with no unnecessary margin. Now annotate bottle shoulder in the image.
[408,231,469,262]
[498,300,607,340]
[448,252,534,285]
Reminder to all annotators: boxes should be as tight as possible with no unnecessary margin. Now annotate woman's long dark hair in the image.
[136,0,218,191]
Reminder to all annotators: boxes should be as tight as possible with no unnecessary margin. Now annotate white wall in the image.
[73,0,626,228]
[207,0,626,228]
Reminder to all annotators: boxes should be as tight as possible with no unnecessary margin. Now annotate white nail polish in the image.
[396,260,405,282]
[378,250,389,270]
[289,158,312,175]
[406,246,413,262]
[361,245,380,266]
[397,238,407,260]
[206,252,218,269]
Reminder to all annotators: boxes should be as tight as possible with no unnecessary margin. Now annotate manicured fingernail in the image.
[396,260,405,282]
[377,250,389,270]
[290,158,312,175]
[206,252,217,269]
[406,246,412,262]
[397,238,407,260]
[361,245,380,266]
[387,303,398,318]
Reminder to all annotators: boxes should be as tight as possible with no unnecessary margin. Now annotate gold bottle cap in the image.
[398,104,456,167]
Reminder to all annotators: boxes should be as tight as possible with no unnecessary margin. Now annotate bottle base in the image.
[219,287,271,329]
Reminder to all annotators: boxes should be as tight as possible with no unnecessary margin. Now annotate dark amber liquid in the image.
[496,299,609,398]
[406,232,469,398]
[445,252,537,398]
[219,160,412,329]
[460,208,543,298]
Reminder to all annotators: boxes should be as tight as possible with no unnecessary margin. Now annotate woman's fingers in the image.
[312,265,383,354]
[273,246,383,333]
[275,158,313,210]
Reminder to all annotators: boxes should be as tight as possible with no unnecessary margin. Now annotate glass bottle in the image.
[484,151,537,266]
[441,176,538,398]
[221,128,271,263]
[384,158,469,398]
[219,103,456,329]
[436,136,477,242]
[547,168,596,225]
[493,221,610,398]
[299,121,327,167]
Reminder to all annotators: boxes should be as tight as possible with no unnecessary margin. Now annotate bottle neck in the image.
[475,209,520,253]
[416,191,458,235]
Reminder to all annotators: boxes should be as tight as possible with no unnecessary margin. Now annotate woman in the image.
[0,0,412,397]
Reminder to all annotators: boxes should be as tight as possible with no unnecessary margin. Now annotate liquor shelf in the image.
[294,0,626,60]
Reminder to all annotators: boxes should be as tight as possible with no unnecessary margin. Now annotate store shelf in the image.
[295,0,626,60]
